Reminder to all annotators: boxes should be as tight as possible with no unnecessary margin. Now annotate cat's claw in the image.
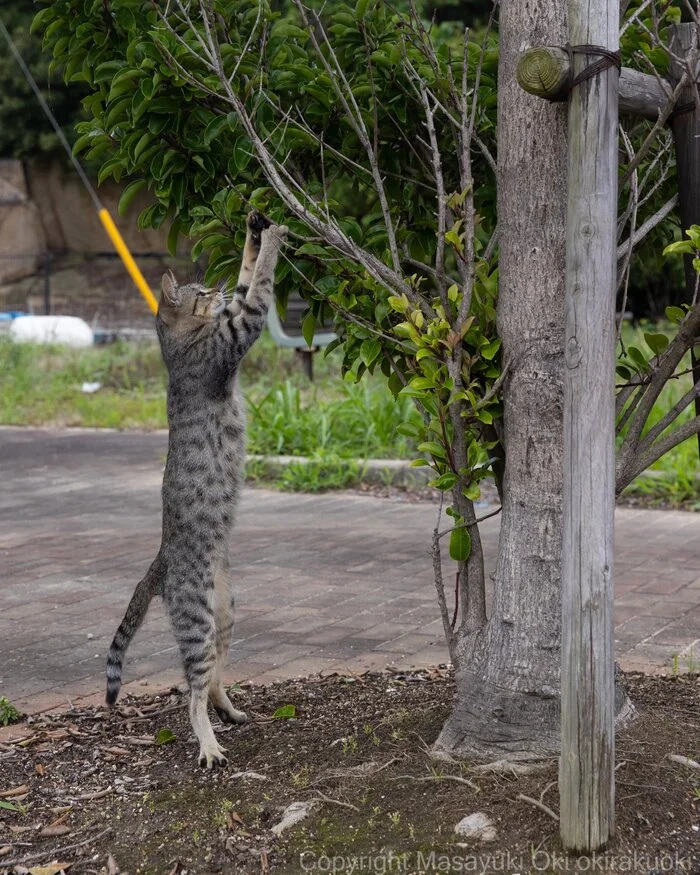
[247,210,272,233]
[198,742,229,769]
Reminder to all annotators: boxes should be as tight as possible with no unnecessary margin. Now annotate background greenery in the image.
[0,324,695,505]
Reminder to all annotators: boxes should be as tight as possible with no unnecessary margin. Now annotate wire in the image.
[0,16,158,314]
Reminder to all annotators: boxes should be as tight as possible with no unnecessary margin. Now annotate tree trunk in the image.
[435,0,569,760]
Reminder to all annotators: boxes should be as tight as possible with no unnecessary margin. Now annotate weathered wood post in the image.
[559,0,619,852]
[669,23,700,460]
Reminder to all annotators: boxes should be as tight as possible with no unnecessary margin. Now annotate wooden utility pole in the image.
[669,23,700,461]
[559,0,619,853]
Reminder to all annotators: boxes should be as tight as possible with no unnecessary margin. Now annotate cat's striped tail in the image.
[106,557,163,706]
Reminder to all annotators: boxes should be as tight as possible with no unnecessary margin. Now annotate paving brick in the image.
[2,426,700,714]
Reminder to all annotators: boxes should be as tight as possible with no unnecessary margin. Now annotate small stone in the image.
[454,812,497,842]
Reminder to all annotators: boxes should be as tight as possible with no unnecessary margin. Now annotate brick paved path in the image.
[1,427,699,720]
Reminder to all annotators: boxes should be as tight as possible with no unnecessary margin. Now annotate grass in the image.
[0,325,697,500]
[0,332,422,459]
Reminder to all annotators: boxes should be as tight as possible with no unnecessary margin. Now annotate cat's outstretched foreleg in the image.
[226,211,271,316]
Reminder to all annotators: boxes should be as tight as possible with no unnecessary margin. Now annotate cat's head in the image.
[157,270,225,331]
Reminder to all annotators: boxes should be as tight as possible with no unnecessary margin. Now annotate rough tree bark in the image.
[435,0,569,759]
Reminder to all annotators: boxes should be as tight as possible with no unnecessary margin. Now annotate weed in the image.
[0,697,22,726]
[341,735,358,755]
[290,766,312,789]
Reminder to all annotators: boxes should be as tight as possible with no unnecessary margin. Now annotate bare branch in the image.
[619,414,700,488]
[639,380,700,448]
[432,493,456,655]
[292,0,403,276]
[616,194,678,261]
[418,83,449,309]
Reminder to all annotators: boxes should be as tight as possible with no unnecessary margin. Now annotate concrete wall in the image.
[0,158,176,327]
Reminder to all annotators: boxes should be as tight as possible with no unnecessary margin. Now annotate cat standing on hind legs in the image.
[105,211,288,768]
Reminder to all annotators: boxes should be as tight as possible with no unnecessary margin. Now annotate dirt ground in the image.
[0,670,698,875]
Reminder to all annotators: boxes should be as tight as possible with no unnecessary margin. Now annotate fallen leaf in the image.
[226,810,246,830]
[48,812,70,828]
[75,788,111,801]
[28,864,72,875]
[260,849,269,873]
[154,728,176,746]
[106,853,120,874]
[0,845,12,856]
[49,806,72,816]
[123,736,154,746]
[8,825,33,834]
[0,784,29,797]
[103,747,130,757]
[35,764,46,776]
[39,825,72,837]
[272,704,296,719]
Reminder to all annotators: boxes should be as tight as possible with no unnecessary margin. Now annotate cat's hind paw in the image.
[214,704,248,725]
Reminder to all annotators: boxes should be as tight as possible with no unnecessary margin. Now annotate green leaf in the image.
[302,311,316,347]
[409,376,435,391]
[417,441,447,460]
[628,346,649,372]
[449,526,472,563]
[644,332,669,357]
[409,458,430,467]
[360,339,381,367]
[355,0,370,18]
[167,216,182,258]
[663,240,694,256]
[463,482,481,501]
[665,306,685,324]
[273,704,297,719]
[154,728,176,745]
[396,422,420,438]
[431,472,457,490]
[0,801,18,811]
[118,179,147,217]
[480,338,501,361]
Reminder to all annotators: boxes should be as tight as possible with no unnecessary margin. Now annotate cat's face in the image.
[157,271,225,330]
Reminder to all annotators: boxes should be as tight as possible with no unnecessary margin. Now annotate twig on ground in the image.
[4,826,113,867]
[516,793,559,822]
[308,792,360,812]
[390,773,480,791]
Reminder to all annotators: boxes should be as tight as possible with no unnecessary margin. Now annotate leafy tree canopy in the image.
[0,0,86,159]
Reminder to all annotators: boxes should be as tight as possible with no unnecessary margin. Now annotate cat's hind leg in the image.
[166,582,228,768]
[209,560,248,725]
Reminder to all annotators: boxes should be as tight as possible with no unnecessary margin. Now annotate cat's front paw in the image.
[247,210,271,232]
[247,211,272,248]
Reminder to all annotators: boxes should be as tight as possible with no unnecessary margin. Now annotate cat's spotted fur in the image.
[105,212,287,768]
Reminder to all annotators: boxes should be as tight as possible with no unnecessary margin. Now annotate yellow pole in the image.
[98,208,159,315]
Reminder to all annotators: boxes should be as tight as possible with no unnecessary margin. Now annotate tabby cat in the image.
[105,212,287,768]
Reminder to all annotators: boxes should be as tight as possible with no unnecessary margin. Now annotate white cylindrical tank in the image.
[9,315,94,348]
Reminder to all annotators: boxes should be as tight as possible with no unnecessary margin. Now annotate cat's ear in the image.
[161,271,181,306]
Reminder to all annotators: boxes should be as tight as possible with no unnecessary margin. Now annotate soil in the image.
[0,671,698,875]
